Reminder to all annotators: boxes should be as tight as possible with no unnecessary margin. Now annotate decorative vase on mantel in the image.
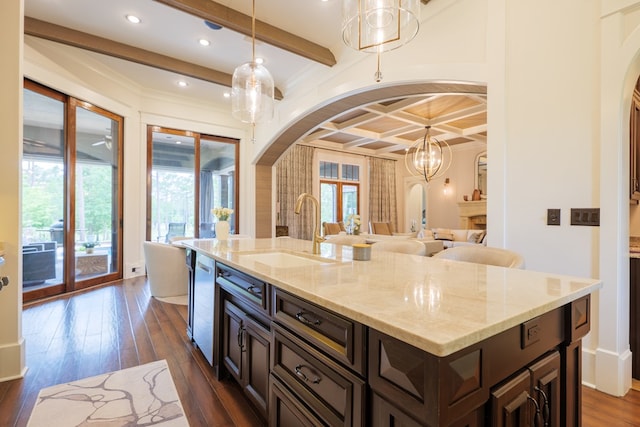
[216,220,230,240]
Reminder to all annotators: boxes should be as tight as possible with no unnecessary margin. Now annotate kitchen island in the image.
[182,237,601,426]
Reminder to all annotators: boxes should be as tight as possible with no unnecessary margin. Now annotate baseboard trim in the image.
[593,347,632,396]
[0,338,26,382]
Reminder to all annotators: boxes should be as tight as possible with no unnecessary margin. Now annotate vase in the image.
[216,220,230,240]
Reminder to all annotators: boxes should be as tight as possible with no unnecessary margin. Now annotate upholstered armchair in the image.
[143,241,188,297]
[322,221,345,236]
[369,222,394,235]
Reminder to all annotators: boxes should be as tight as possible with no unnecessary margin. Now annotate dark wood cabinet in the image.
[631,88,640,202]
[269,374,326,426]
[272,288,366,375]
[271,324,366,426]
[186,248,592,426]
[631,257,640,379]
[217,263,271,418]
[271,289,367,426]
[490,351,560,427]
[368,298,586,427]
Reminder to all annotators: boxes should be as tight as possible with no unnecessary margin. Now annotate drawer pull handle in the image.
[197,262,211,274]
[294,365,321,384]
[296,311,321,326]
[247,285,262,297]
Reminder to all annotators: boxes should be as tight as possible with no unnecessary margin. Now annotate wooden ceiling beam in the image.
[153,0,337,67]
[24,16,284,100]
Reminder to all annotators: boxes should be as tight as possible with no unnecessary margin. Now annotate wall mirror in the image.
[475,151,487,199]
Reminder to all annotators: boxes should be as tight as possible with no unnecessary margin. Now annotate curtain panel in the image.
[368,157,398,232]
[276,145,315,240]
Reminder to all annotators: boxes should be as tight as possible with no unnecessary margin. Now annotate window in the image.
[320,161,360,225]
[146,127,239,242]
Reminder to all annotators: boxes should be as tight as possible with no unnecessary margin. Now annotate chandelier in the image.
[231,0,274,133]
[342,0,421,82]
[405,126,451,183]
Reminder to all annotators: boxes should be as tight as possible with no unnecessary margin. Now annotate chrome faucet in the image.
[294,192,325,254]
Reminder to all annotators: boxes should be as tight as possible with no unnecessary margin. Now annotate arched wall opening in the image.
[252,81,487,238]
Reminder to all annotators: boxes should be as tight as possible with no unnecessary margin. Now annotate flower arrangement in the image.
[212,207,234,221]
[346,214,361,235]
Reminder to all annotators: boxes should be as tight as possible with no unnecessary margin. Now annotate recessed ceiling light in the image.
[177,80,188,87]
[126,15,141,24]
[199,39,210,46]
[223,92,231,98]
[255,57,264,65]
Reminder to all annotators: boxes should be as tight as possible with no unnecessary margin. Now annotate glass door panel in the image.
[200,137,237,236]
[74,106,121,284]
[342,184,359,220]
[22,87,65,295]
[150,131,195,242]
[320,182,338,224]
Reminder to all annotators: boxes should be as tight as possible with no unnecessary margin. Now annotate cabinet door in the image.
[244,315,270,418]
[490,371,532,427]
[631,258,640,379]
[370,393,423,427]
[222,299,244,382]
[631,92,640,201]
[193,253,215,366]
[528,351,560,426]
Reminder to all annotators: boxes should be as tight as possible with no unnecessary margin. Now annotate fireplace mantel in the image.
[457,201,487,229]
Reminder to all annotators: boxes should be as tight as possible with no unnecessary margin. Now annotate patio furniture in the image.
[165,222,186,243]
[23,241,57,286]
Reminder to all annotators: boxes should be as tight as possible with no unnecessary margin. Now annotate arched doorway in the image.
[253,81,487,238]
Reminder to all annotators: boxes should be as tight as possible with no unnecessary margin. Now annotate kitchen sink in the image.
[236,250,337,268]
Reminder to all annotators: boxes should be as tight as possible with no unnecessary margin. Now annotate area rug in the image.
[27,359,188,426]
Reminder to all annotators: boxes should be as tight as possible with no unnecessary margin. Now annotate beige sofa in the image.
[424,228,486,249]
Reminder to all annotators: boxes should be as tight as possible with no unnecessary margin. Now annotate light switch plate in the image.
[570,208,600,226]
[547,209,561,226]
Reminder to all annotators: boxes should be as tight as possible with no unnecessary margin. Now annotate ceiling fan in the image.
[91,135,112,150]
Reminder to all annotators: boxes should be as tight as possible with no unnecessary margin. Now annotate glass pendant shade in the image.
[405,126,452,183]
[231,61,274,124]
[342,0,420,53]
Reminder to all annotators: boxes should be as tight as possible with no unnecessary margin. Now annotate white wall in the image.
[425,143,486,230]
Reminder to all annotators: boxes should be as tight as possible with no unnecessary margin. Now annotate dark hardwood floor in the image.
[0,276,263,427]
[0,276,639,426]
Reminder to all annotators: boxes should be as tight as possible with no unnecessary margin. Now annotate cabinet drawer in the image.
[271,324,365,426]
[273,288,366,375]
[269,375,326,427]
[216,262,268,314]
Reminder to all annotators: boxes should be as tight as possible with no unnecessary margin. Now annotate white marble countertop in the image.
[181,237,602,357]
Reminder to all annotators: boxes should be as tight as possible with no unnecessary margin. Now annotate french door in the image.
[22,80,123,302]
[146,126,239,242]
[320,181,359,225]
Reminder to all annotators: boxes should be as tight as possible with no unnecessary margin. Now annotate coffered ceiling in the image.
[302,93,487,157]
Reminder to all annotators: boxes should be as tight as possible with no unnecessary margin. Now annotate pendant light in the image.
[342,0,421,82]
[231,0,274,136]
[405,126,451,183]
